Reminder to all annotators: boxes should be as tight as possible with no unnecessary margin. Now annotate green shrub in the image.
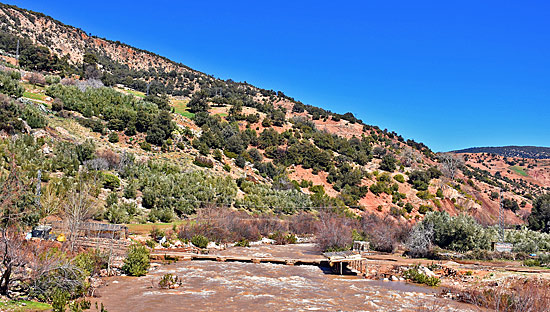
[0,70,24,97]
[223,149,238,159]
[108,132,119,143]
[235,239,250,247]
[158,273,179,289]
[403,267,441,287]
[191,235,209,248]
[223,164,231,172]
[416,191,434,200]
[102,173,120,190]
[105,204,128,224]
[145,239,157,249]
[73,249,108,276]
[22,105,46,128]
[45,75,61,84]
[51,289,68,312]
[419,211,494,252]
[394,174,405,183]
[418,205,432,214]
[523,259,540,267]
[122,245,150,276]
[436,188,444,198]
[140,141,152,151]
[123,181,137,199]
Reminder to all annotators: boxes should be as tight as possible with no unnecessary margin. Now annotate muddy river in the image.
[93,251,480,311]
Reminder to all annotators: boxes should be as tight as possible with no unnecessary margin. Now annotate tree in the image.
[528,194,550,233]
[438,153,464,180]
[400,147,420,168]
[40,179,67,224]
[502,198,519,212]
[187,90,209,113]
[63,172,100,250]
[19,45,59,72]
[379,154,397,172]
[0,71,24,98]
[408,170,431,191]
[0,158,36,295]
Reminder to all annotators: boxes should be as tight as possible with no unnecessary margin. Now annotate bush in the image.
[102,172,120,190]
[419,211,494,252]
[193,156,214,168]
[379,154,397,171]
[108,132,119,143]
[269,231,297,245]
[523,259,541,267]
[140,141,152,151]
[52,98,64,111]
[316,213,354,252]
[408,170,431,191]
[0,70,24,97]
[51,289,69,312]
[45,75,61,85]
[416,191,433,200]
[191,235,209,248]
[394,174,405,183]
[235,239,250,247]
[105,204,128,224]
[122,245,150,276]
[403,267,441,286]
[418,205,432,214]
[73,249,108,276]
[158,273,179,289]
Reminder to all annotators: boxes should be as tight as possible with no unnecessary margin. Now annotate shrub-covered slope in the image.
[0,3,547,226]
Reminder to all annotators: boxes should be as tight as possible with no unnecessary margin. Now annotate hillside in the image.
[0,2,547,228]
[454,146,550,159]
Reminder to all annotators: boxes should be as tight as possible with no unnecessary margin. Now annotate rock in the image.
[420,267,436,277]
[207,242,218,249]
[33,129,48,139]
[391,275,399,281]
[112,280,119,284]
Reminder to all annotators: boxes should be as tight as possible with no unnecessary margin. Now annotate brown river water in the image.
[93,263,481,311]
[92,244,481,311]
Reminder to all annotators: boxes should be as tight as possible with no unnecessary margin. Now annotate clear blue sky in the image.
[7,0,549,151]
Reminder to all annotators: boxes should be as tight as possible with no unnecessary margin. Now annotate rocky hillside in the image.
[454,146,550,160]
[0,2,547,227]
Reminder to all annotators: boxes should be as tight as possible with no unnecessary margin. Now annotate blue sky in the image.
[7,0,549,151]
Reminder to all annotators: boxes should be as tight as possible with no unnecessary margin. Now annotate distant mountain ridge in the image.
[453,146,550,159]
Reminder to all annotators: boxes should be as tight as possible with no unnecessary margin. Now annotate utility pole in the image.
[36,170,42,209]
[498,188,504,242]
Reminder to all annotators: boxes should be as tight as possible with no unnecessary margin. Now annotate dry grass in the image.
[127,221,186,235]
[456,277,550,312]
